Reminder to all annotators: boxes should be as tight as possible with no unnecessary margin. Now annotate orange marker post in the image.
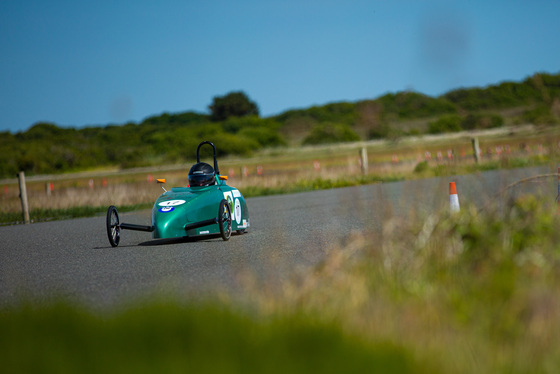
[449,182,460,213]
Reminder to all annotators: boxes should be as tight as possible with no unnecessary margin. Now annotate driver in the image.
[188,162,216,187]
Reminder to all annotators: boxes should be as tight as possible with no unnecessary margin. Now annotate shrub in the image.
[368,123,390,139]
[413,161,429,173]
[428,115,462,134]
[377,92,457,119]
[462,113,504,130]
[275,103,357,126]
[303,123,360,145]
[209,91,259,121]
[212,133,260,156]
[238,127,286,147]
[521,105,559,125]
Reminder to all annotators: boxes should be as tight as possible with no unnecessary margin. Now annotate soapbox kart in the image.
[106,141,250,247]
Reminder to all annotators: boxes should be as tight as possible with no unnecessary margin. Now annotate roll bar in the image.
[196,141,220,175]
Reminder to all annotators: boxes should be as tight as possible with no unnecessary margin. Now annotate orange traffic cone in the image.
[449,182,460,212]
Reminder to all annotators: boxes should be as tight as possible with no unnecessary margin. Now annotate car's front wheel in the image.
[218,199,232,241]
[106,205,121,247]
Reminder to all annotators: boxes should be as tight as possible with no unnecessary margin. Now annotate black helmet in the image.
[188,162,216,187]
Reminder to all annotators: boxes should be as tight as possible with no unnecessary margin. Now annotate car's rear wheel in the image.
[106,205,120,247]
[218,199,232,241]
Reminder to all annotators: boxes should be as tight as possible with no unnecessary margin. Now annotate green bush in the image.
[444,81,539,110]
[462,113,504,130]
[212,133,260,156]
[413,161,429,173]
[303,123,360,145]
[428,115,463,134]
[368,123,390,139]
[238,127,286,147]
[221,116,269,134]
[141,111,209,127]
[377,92,457,119]
[209,91,259,121]
[275,102,357,126]
[521,105,559,125]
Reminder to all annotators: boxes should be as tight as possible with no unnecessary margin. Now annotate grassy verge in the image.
[410,154,550,178]
[3,195,560,373]
[233,194,560,373]
[241,174,403,197]
[0,203,152,225]
[0,302,438,374]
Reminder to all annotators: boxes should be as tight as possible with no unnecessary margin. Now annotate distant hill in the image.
[1,72,558,178]
[274,72,560,143]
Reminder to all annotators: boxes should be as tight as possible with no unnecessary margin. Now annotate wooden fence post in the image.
[18,171,30,224]
[360,147,368,175]
[472,137,481,163]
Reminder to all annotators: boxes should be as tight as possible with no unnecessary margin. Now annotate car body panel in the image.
[151,179,249,239]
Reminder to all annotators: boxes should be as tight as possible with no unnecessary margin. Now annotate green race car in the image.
[106,141,249,247]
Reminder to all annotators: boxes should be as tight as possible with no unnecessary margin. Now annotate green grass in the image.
[3,190,560,373]
[0,302,437,374]
[241,174,403,197]
[226,194,560,374]
[0,203,152,225]
[413,155,551,178]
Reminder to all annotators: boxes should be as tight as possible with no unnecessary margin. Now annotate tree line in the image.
[1,72,559,178]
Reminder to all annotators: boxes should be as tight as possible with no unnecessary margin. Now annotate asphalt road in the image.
[0,166,555,308]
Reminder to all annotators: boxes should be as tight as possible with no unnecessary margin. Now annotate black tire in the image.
[218,199,232,241]
[106,205,120,247]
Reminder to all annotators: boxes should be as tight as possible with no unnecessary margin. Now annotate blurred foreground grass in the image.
[2,195,560,373]
[0,302,433,374]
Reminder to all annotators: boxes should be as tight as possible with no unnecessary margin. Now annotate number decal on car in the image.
[234,199,242,224]
[158,199,186,207]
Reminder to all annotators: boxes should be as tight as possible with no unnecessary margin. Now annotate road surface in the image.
[0,166,554,308]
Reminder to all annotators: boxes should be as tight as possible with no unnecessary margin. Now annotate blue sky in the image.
[1,0,559,133]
